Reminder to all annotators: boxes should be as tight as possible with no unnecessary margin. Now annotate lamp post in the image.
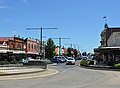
[26,27,57,59]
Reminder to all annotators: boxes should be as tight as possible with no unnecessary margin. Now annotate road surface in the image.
[0,61,120,88]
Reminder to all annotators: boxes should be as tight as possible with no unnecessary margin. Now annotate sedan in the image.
[66,57,75,65]
[54,56,66,63]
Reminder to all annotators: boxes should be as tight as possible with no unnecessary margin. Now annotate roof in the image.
[0,37,14,41]
[101,47,120,49]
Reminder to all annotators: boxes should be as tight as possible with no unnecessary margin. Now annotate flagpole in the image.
[105,17,107,24]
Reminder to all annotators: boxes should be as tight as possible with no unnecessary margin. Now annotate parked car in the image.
[66,57,75,65]
[50,58,59,63]
[20,57,35,63]
[26,57,35,61]
[19,58,28,63]
[54,56,66,63]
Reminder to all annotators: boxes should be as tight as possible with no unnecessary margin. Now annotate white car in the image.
[54,56,66,63]
[19,58,28,63]
[66,57,75,65]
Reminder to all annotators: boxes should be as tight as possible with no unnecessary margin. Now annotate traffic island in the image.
[0,60,48,76]
[79,59,120,71]
[80,64,120,71]
[0,66,46,76]
[0,69,59,80]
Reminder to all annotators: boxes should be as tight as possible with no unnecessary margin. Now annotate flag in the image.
[103,16,106,19]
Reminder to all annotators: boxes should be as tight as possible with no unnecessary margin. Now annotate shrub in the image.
[114,63,120,68]
[80,59,90,66]
[10,61,19,64]
[0,61,10,65]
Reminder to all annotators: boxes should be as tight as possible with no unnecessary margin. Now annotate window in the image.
[34,45,36,49]
[17,44,21,49]
[10,43,14,48]
[28,43,30,49]
[31,44,33,49]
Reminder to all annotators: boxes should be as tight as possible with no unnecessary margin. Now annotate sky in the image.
[1,0,120,53]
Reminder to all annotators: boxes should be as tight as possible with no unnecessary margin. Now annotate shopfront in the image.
[94,47,120,65]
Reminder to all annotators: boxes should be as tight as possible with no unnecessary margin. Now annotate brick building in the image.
[0,36,26,61]
[25,37,39,54]
[0,36,45,61]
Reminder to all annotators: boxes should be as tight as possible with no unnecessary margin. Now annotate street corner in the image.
[0,68,59,80]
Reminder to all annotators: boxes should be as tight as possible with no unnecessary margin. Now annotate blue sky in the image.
[0,0,120,53]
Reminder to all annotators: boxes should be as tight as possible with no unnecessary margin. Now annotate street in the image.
[0,61,120,88]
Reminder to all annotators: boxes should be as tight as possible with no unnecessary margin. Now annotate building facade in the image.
[0,36,26,61]
[94,24,120,65]
[0,36,26,53]
[108,32,120,47]
[25,37,39,54]
[55,46,67,55]
[0,36,45,61]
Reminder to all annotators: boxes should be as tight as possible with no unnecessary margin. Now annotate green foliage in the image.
[10,61,19,64]
[73,49,78,58]
[67,48,72,57]
[114,63,120,68]
[82,52,87,56]
[0,61,20,65]
[80,59,90,66]
[45,38,55,59]
[23,60,48,69]
[0,61,10,65]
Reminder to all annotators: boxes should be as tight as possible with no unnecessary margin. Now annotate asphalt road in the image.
[0,61,120,88]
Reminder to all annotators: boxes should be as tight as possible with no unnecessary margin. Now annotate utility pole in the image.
[26,27,57,59]
[53,37,70,55]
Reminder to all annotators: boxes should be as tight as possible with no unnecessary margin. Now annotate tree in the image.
[67,48,72,57]
[73,49,78,58]
[45,38,55,59]
[82,52,87,56]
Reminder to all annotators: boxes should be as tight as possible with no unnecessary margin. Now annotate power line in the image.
[52,37,70,55]
[26,27,57,58]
